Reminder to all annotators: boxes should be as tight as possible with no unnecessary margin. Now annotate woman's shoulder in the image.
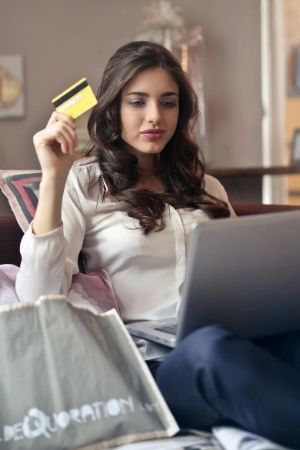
[68,156,101,188]
[203,173,236,216]
[203,173,228,201]
[71,155,100,179]
[66,156,103,203]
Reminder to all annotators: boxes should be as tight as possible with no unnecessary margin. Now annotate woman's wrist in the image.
[32,174,68,235]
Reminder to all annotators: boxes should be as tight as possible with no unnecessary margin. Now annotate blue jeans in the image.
[149,325,300,448]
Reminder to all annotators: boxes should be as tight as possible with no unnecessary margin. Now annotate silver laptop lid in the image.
[177,210,300,342]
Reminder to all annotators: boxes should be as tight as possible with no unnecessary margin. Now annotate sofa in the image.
[0,214,24,266]
[1,203,300,267]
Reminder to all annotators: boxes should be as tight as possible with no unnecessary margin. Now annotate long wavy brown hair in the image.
[87,41,230,234]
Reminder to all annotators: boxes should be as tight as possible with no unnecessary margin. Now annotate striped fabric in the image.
[0,170,41,231]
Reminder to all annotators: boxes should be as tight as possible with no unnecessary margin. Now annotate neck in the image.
[137,155,159,174]
[138,167,158,176]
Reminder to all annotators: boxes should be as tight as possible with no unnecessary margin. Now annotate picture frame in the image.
[0,55,25,119]
[291,128,300,163]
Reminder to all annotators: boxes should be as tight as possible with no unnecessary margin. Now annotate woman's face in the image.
[120,67,179,160]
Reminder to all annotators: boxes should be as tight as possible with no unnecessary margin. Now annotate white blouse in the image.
[16,158,235,324]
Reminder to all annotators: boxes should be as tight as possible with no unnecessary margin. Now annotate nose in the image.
[146,101,161,125]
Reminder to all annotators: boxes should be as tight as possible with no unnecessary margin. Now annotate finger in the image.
[48,121,77,154]
[34,123,77,155]
[47,111,76,129]
[55,121,78,148]
[56,134,69,155]
[55,127,77,154]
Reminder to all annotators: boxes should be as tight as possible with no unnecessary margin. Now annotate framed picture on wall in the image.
[0,55,25,119]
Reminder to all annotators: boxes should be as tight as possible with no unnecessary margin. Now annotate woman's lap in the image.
[255,330,300,369]
[150,325,300,448]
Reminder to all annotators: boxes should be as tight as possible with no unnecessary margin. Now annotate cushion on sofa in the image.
[0,158,95,232]
[0,215,23,266]
[0,170,41,231]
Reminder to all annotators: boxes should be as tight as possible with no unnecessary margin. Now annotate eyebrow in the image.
[125,91,179,97]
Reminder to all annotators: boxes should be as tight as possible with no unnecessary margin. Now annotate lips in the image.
[140,129,165,140]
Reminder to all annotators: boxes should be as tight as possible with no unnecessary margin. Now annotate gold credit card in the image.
[51,77,98,119]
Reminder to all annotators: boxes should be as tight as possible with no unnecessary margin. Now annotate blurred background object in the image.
[0,55,25,118]
[134,0,208,160]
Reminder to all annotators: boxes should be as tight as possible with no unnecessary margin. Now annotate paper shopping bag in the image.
[0,297,178,450]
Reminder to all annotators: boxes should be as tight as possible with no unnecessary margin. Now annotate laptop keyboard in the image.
[153,324,178,335]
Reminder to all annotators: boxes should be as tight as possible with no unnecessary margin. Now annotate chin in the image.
[142,149,164,156]
[128,145,164,156]
[141,142,166,154]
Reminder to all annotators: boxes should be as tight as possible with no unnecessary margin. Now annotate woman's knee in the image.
[156,324,238,393]
[154,325,237,429]
[178,324,237,367]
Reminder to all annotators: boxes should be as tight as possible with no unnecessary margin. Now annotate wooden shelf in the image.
[208,164,300,177]
[207,165,300,203]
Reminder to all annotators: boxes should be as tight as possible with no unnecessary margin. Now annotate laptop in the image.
[126,210,300,348]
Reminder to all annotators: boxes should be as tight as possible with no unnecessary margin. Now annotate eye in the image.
[128,99,145,108]
[161,99,178,108]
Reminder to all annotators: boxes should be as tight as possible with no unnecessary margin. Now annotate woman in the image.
[16,41,300,447]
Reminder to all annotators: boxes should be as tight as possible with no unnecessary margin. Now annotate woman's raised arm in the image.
[32,111,78,235]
